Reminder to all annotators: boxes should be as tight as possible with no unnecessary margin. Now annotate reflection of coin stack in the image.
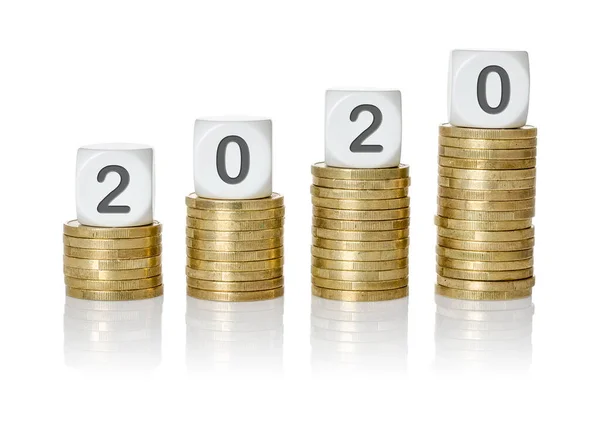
[435,295,533,371]
[311,163,410,301]
[63,221,163,300]
[64,297,162,369]
[311,296,408,373]
[186,193,285,302]
[435,125,537,300]
[186,297,284,372]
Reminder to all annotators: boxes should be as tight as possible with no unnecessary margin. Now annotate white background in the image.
[1,1,598,432]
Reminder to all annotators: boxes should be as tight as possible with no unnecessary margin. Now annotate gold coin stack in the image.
[186,193,285,302]
[435,124,537,301]
[63,221,163,301]
[311,163,411,302]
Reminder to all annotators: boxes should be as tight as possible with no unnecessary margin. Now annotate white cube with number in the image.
[194,117,272,199]
[325,89,402,169]
[449,50,530,128]
[76,144,154,227]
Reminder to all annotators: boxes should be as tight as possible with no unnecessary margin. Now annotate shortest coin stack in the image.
[186,193,285,302]
[63,221,163,301]
[311,163,411,302]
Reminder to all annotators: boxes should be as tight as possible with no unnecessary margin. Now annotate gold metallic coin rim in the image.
[186,276,284,292]
[63,235,161,249]
[62,255,162,270]
[313,216,410,231]
[439,124,537,139]
[312,196,410,210]
[438,167,536,180]
[185,216,284,231]
[186,267,283,282]
[186,236,283,252]
[63,245,162,260]
[187,207,285,221]
[437,197,535,211]
[313,236,409,251]
[436,265,534,281]
[436,256,534,271]
[435,285,532,301]
[186,192,284,210]
[436,226,535,241]
[63,265,162,280]
[437,235,534,251]
[311,185,408,200]
[312,256,408,271]
[311,275,408,290]
[438,186,536,201]
[186,226,283,241]
[311,246,409,261]
[312,286,408,301]
[187,286,284,301]
[434,215,533,231]
[186,246,284,262]
[312,227,409,241]
[66,285,164,301]
[438,136,537,149]
[438,176,536,191]
[311,266,408,281]
[186,257,284,271]
[313,176,411,190]
[311,162,410,180]
[436,275,535,291]
[64,275,163,290]
[63,220,162,239]
[437,206,535,221]
[313,206,410,221]
[436,245,534,262]
[438,156,537,170]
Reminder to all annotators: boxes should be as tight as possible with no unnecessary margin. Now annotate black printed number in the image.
[216,135,250,184]
[349,104,383,153]
[96,165,131,214]
[477,65,511,114]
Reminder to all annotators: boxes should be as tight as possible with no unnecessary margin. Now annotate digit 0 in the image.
[349,104,383,153]
[216,135,250,185]
[96,165,131,214]
[477,65,511,114]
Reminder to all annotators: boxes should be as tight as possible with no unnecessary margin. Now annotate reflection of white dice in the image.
[194,117,272,199]
[76,144,154,227]
[449,50,530,128]
[325,89,402,169]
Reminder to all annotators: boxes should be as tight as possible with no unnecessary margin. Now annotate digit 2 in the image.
[349,104,383,153]
[96,165,131,214]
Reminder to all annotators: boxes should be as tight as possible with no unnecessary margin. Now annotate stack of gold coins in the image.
[435,124,537,301]
[63,221,163,301]
[185,193,285,302]
[311,163,411,302]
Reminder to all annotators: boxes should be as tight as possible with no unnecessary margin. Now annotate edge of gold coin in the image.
[313,176,410,190]
[311,185,408,200]
[311,276,408,291]
[436,265,534,281]
[186,237,283,251]
[312,227,409,241]
[436,275,535,291]
[64,245,162,260]
[311,162,410,180]
[186,226,283,241]
[312,257,408,271]
[313,216,410,231]
[186,217,284,231]
[438,186,536,201]
[313,207,410,221]
[187,247,283,262]
[186,267,283,282]
[186,193,284,210]
[438,197,535,211]
[186,257,284,271]
[63,265,162,280]
[434,215,532,231]
[438,156,536,170]
[311,266,408,281]
[438,167,536,181]
[187,207,284,221]
[439,124,537,140]
[436,256,534,271]
[439,146,536,160]
[187,286,284,301]
[63,235,161,249]
[312,196,410,210]
[313,237,409,251]
[437,206,535,221]
[438,136,537,149]
[64,275,163,290]
[437,236,534,251]
[186,276,284,292]
[312,286,408,301]
[311,246,409,261]
[436,226,534,241]
[63,255,162,270]
[63,220,162,239]
[438,177,536,191]
[435,284,532,301]
[66,285,164,301]
[436,245,533,262]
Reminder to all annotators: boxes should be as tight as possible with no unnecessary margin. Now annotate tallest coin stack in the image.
[435,124,537,300]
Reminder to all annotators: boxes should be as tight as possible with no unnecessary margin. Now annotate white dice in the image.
[325,89,402,169]
[194,117,272,199]
[76,144,154,227]
[448,50,530,128]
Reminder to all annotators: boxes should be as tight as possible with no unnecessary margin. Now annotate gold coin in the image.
[63,235,161,249]
[437,275,535,291]
[312,286,408,301]
[311,276,408,291]
[435,285,532,301]
[313,207,410,221]
[312,227,409,241]
[187,207,284,221]
[312,257,408,271]
[436,245,533,262]
[437,236,534,251]
[64,245,162,260]
[186,276,284,292]
[186,226,283,241]
[434,216,532,231]
[311,246,409,261]
[436,227,534,241]
[187,257,283,271]
[439,156,536,170]
[438,177,536,191]
[311,266,408,281]
[439,124,537,139]
[438,197,535,211]
[186,267,283,282]
[63,220,162,239]
[313,237,409,251]
[438,167,536,181]
[438,186,535,201]
[63,255,162,270]
[436,265,534,281]
[313,216,410,231]
[437,206,535,221]
[66,285,164,301]
[187,287,283,301]
[312,196,410,210]
[311,185,408,200]
[186,193,283,210]
[64,265,162,280]
[185,217,284,231]
[439,146,536,160]
[439,136,537,149]
[186,237,283,252]
[311,162,410,180]
[313,176,410,190]
[64,275,163,290]
[187,247,283,262]
[437,256,534,271]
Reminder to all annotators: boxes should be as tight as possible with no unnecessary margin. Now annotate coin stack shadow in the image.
[63,221,163,301]
[310,163,411,302]
[186,193,285,302]
[435,124,537,300]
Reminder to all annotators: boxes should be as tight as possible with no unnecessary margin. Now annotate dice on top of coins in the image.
[448,50,530,128]
[76,144,154,227]
[325,89,402,168]
[194,117,272,199]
